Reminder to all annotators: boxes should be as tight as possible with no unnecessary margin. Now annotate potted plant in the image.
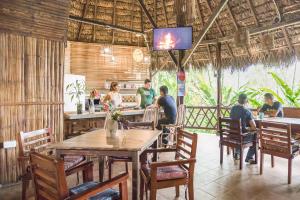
[105,110,122,138]
[66,80,86,114]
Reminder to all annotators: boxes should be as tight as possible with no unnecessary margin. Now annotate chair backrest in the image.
[123,121,155,130]
[218,117,242,141]
[283,107,300,118]
[30,152,69,200]
[18,128,54,157]
[143,107,158,127]
[259,121,292,158]
[176,104,186,126]
[175,129,198,171]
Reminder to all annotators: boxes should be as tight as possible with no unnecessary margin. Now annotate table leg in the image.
[151,140,158,162]
[98,156,105,182]
[132,151,140,200]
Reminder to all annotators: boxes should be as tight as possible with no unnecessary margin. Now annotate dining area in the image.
[1,0,300,200]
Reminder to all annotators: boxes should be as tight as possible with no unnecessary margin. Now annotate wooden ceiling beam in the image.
[69,16,144,35]
[137,0,178,66]
[162,0,169,26]
[78,0,90,40]
[204,0,234,59]
[112,0,117,44]
[183,0,229,66]
[92,0,98,42]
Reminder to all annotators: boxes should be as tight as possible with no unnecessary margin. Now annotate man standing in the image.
[156,85,177,144]
[259,93,283,117]
[230,94,257,164]
[136,79,156,108]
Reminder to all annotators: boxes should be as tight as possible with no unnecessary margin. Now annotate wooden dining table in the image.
[255,117,300,134]
[51,129,162,200]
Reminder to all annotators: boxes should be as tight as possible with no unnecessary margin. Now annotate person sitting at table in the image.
[136,79,156,108]
[103,82,122,109]
[259,93,283,117]
[230,93,257,164]
[156,85,177,144]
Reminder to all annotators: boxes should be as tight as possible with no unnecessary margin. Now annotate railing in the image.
[185,106,231,130]
[184,106,300,130]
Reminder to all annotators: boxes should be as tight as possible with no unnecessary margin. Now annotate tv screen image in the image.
[153,27,192,51]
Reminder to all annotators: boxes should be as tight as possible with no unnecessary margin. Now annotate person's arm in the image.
[258,104,267,113]
[247,110,257,131]
[271,102,283,117]
[156,96,162,108]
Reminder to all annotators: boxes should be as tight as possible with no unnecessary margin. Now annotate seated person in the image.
[259,93,283,117]
[230,94,257,164]
[136,79,156,108]
[156,86,177,144]
[103,82,122,109]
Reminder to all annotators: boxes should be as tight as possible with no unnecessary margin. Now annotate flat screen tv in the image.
[153,27,192,51]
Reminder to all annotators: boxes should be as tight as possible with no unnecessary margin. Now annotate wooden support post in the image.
[216,42,222,121]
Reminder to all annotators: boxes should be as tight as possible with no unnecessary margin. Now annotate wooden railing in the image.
[185,106,231,130]
[184,106,300,130]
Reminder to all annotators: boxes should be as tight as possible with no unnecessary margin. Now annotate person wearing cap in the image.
[230,93,257,164]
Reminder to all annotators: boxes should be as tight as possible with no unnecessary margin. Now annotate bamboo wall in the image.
[0,0,68,184]
[67,41,150,90]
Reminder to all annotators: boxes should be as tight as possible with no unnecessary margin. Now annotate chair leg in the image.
[140,174,144,200]
[108,160,112,180]
[150,188,157,200]
[220,144,224,165]
[239,147,243,170]
[188,180,194,200]
[82,163,94,182]
[22,179,29,200]
[271,156,275,168]
[254,142,258,164]
[125,162,129,173]
[175,185,180,197]
[288,158,292,184]
[260,152,264,175]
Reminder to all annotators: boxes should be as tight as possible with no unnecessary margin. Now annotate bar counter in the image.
[64,109,145,139]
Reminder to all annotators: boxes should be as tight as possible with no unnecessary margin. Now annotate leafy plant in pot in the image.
[66,80,86,114]
[105,110,123,138]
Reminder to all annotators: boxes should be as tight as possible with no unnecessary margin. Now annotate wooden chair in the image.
[259,121,299,184]
[29,151,128,200]
[107,121,155,179]
[143,107,159,127]
[17,128,93,200]
[140,129,197,200]
[161,104,186,147]
[218,117,258,170]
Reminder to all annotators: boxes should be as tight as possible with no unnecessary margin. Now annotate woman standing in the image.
[103,82,122,109]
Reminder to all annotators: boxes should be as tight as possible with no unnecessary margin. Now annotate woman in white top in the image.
[103,81,122,108]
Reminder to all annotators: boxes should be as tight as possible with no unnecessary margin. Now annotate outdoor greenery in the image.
[153,67,300,108]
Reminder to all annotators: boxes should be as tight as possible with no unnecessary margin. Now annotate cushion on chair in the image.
[63,155,85,170]
[142,164,187,181]
[70,182,119,200]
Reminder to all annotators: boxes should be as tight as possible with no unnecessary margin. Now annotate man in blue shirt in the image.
[230,94,257,164]
[259,93,283,117]
[156,85,177,144]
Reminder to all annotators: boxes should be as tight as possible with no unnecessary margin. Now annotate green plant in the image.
[66,80,86,105]
[110,110,122,121]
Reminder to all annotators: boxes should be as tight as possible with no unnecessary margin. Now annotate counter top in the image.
[64,109,145,120]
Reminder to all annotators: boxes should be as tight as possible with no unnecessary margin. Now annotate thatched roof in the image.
[68,0,300,70]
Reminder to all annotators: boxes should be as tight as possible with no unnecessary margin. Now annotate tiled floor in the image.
[1,134,300,199]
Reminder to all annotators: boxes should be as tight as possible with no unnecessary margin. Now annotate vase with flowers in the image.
[66,80,86,114]
[105,110,122,138]
[89,89,99,113]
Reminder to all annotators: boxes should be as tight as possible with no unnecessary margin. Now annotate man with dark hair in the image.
[136,79,156,108]
[156,85,177,144]
[259,93,283,117]
[230,93,257,164]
